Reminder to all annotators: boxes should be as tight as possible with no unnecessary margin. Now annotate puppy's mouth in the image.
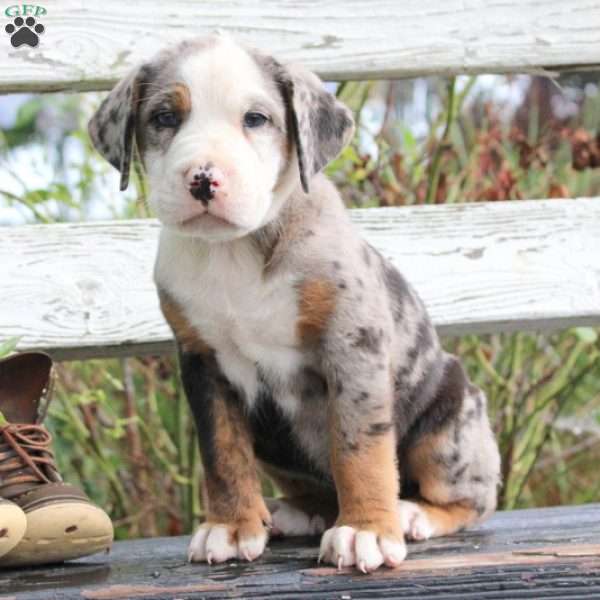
[179,212,236,230]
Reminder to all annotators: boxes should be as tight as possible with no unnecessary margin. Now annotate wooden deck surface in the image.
[2,503,600,599]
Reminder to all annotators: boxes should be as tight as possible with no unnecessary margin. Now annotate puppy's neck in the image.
[251,174,333,273]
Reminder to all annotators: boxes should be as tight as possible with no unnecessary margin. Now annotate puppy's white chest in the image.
[155,232,303,403]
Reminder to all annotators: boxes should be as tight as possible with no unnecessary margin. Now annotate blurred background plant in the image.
[1,72,599,538]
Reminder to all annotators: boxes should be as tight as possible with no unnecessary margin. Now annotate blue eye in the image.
[243,111,268,128]
[152,111,180,128]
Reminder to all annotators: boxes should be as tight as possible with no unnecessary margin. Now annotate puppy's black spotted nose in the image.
[190,172,213,205]
[187,165,222,206]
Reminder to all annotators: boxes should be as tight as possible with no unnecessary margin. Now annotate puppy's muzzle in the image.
[187,165,223,206]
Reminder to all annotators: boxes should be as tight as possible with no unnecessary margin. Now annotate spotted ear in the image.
[88,66,146,191]
[279,65,355,193]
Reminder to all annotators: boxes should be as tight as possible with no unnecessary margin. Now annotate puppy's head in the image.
[88,35,354,242]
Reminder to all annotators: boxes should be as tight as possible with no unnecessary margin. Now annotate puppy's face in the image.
[141,39,288,241]
[89,35,354,242]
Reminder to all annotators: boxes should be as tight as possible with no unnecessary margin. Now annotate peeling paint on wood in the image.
[1,199,599,360]
[303,543,600,576]
[1,1,600,92]
[80,582,226,599]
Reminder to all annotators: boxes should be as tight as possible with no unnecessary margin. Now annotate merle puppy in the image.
[89,34,500,573]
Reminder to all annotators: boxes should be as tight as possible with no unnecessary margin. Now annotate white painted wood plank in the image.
[1,1,600,93]
[1,198,599,360]
[356,199,600,336]
[0,220,167,360]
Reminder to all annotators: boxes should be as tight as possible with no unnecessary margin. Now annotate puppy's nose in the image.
[186,165,224,205]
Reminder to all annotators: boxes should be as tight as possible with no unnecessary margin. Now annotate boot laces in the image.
[0,423,59,486]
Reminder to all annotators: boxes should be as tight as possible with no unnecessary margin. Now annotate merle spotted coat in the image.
[88,33,500,573]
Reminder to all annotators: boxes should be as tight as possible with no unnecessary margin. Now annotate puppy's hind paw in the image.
[268,499,326,537]
[398,500,435,541]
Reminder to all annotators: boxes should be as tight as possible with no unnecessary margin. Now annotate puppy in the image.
[89,34,500,573]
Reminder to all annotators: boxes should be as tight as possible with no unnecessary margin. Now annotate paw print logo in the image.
[5,16,45,48]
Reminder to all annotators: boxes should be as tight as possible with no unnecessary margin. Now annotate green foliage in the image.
[332,78,600,208]
[0,337,20,358]
[1,75,600,537]
[0,97,43,148]
[447,330,600,509]
[49,357,200,539]
[0,94,145,223]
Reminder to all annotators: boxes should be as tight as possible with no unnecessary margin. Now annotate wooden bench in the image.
[2,2,600,598]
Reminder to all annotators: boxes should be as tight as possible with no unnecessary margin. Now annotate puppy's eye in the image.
[243,111,269,128]
[152,111,180,128]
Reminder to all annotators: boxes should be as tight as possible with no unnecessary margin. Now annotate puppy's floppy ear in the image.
[88,65,147,191]
[278,65,355,193]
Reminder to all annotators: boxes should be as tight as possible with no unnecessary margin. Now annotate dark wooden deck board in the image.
[2,504,600,599]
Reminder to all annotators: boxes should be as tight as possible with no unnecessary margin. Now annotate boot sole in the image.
[1,501,113,566]
[0,502,27,560]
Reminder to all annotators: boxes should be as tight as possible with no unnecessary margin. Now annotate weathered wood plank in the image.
[3,504,600,599]
[2,1,600,93]
[1,198,599,361]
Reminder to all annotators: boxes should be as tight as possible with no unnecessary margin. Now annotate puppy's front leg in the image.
[320,367,406,572]
[179,350,270,564]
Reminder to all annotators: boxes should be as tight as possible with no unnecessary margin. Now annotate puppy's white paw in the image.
[187,522,267,564]
[318,525,406,573]
[398,500,435,541]
[269,499,326,537]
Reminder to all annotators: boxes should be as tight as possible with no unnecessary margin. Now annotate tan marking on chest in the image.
[296,278,337,344]
[158,290,212,355]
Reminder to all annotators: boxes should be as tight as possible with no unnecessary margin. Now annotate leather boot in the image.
[0,352,113,566]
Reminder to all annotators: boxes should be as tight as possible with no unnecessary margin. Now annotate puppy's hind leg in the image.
[401,365,501,541]
[261,466,337,537]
